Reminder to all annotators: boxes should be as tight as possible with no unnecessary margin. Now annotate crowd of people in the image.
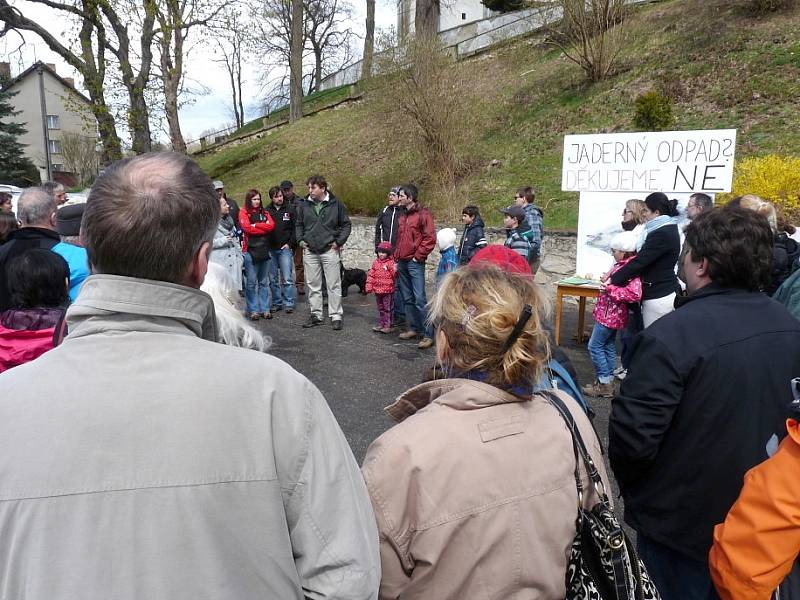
[1,151,800,600]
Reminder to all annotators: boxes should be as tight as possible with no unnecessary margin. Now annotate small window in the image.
[461,12,467,19]
[52,163,64,172]
[48,139,63,154]
[46,115,60,129]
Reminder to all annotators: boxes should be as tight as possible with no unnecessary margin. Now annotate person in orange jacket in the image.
[709,379,800,600]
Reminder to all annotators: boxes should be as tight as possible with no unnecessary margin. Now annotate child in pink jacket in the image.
[366,241,397,333]
[582,231,642,398]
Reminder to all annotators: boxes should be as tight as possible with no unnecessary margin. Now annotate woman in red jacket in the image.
[239,189,274,320]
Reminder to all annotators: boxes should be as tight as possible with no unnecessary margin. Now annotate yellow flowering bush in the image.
[721,155,800,221]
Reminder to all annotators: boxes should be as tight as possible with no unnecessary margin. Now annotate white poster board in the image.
[562,129,737,194]
[561,129,736,277]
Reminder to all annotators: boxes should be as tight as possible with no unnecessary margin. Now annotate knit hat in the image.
[56,203,85,237]
[436,227,457,251]
[390,186,401,195]
[469,245,532,276]
[609,230,638,253]
[212,180,224,190]
[376,241,393,254]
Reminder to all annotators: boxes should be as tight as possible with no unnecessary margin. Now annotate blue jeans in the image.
[588,322,617,384]
[637,535,720,600]
[397,259,429,336]
[243,252,270,314]
[268,247,295,308]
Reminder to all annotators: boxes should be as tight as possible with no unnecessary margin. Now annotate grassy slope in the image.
[197,0,800,228]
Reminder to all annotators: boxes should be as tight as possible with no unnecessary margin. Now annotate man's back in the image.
[610,284,800,560]
[0,276,378,599]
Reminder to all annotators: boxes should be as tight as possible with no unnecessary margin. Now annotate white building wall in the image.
[439,0,495,32]
[6,68,95,181]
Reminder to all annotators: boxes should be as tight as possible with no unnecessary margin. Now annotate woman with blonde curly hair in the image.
[361,254,610,600]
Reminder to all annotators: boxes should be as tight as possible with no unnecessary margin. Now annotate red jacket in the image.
[394,203,436,262]
[239,207,274,253]
[0,308,67,373]
[366,256,397,294]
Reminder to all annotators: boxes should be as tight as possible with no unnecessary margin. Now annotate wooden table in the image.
[554,282,601,346]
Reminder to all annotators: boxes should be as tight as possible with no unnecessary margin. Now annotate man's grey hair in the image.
[17,187,57,227]
[42,181,65,198]
[82,152,220,284]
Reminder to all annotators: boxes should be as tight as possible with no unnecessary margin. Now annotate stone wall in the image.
[340,216,577,288]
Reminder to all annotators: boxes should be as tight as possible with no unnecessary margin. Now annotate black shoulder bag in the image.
[542,391,662,600]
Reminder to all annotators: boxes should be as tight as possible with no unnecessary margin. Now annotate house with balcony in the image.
[0,61,97,186]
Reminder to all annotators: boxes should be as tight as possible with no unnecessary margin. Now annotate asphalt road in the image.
[256,285,612,465]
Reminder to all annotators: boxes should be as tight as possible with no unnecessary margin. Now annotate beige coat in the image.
[0,275,379,600]
[362,379,609,600]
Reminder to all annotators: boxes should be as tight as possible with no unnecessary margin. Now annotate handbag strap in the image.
[540,390,610,503]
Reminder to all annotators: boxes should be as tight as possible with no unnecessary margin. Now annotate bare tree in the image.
[305,0,356,92]
[60,131,100,186]
[0,0,123,163]
[547,0,627,82]
[212,6,247,129]
[361,0,375,79]
[289,0,303,121]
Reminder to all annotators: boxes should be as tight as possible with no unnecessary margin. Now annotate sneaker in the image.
[297,287,306,295]
[615,368,627,380]
[372,325,383,332]
[248,313,260,321]
[581,381,615,398]
[379,327,392,334]
[302,315,323,328]
[271,306,282,313]
[332,319,343,331]
[262,312,272,320]
[417,337,434,349]
[398,330,419,340]
[285,307,294,314]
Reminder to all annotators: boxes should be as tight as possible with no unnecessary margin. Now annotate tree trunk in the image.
[314,46,323,93]
[289,0,304,122]
[361,0,375,79]
[0,0,123,163]
[161,49,186,152]
[415,0,439,39]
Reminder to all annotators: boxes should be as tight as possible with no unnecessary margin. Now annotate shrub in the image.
[633,90,673,131]
[722,155,800,221]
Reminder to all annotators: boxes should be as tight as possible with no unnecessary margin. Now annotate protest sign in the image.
[561,129,736,277]
[562,129,736,194]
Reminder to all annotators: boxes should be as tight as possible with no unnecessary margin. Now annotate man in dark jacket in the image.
[609,206,800,600]
[266,186,297,314]
[375,186,405,327]
[281,180,305,295]
[394,184,436,349]
[0,187,60,311]
[295,175,351,330]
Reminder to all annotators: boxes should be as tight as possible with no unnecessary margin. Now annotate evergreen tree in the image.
[0,84,40,186]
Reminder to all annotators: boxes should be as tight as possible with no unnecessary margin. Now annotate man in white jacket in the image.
[0,152,380,600]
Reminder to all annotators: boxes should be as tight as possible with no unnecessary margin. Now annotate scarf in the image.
[637,215,676,252]
[219,214,235,233]
[447,368,534,399]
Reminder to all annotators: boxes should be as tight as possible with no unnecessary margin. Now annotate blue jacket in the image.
[436,247,459,283]
[52,242,90,302]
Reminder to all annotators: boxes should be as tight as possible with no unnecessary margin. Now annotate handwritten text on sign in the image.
[561,129,736,193]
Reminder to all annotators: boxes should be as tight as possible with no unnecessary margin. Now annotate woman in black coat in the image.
[609,192,681,328]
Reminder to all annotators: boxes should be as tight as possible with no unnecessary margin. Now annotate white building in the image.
[397,0,498,37]
[0,61,96,185]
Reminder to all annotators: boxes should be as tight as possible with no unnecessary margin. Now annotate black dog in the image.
[341,264,367,296]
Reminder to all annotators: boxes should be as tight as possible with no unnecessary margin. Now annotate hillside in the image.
[196,0,800,229]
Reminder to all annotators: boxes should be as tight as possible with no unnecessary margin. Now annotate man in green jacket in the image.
[295,174,352,330]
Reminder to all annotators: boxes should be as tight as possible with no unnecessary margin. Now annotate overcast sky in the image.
[1,0,397,142]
